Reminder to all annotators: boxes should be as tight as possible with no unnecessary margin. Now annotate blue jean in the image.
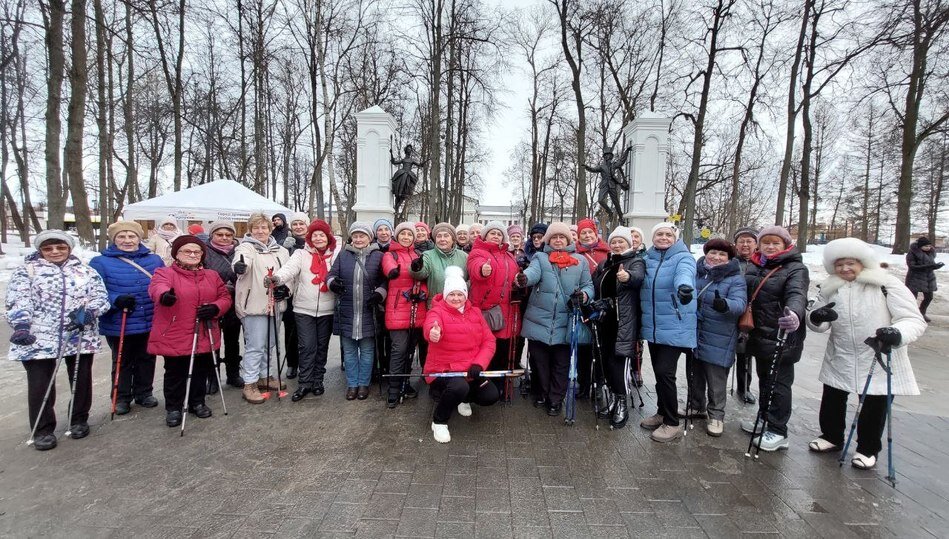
[341,336,374,387]
[241,314,282,384]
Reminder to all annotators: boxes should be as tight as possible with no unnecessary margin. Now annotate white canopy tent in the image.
[122,180,294,222]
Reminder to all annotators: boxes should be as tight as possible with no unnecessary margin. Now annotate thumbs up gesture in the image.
[712,290,728,313]
[429,319,442,343]
[481,262,492,277]
[160,287,177,307]
[234,254,248,275]
[616,264,630,283]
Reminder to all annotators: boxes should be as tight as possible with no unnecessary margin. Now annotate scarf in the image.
[157,228,179,242]
[309,248,332,291]
[212,241,236,254]
[174,260,202,271]
[548,251,579,269]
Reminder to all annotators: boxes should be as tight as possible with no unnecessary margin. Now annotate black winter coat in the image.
[905,245,939,293]
[327,245,386,340]
[744,247,809,362]
[203,240,240,327]
[591,250,645,359]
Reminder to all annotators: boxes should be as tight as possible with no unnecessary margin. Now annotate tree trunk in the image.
[94,0,111,249]
[42,0,66,229]
[775,0,811,226]
[64,0,94,242]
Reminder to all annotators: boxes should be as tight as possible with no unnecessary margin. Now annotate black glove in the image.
[114,294,136,311]
[329,279,345,295]
[677,285,694,305]
[233,255,247,275]
[273,285,291,301]
[160,288,177,307]
[516,255,529,270]
[876,327,901,347]
[514,272,528,288]
[467,364,483,379]
[809,302,838,324]
[367,291,384,306]
[10,325,36,346]
[196,304,220,320]
[64,308,91,332]
[569,290,586,309]
[712,290,728,313]
[411,257,424,272]
[936,262,945,270]
[387,266,400,280]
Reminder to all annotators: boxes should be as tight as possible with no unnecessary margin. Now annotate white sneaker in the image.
[706,419,724,437]
[432,422,451,443]
[740,419,763,434]
[457,402,472,417]
[852,453,877,469]
[752,431,789,452]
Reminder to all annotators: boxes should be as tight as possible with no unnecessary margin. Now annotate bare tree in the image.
[64,0,94,241]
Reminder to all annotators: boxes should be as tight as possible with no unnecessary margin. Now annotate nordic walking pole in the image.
[272,292,287,401]
[684,352,694,437]
[839,338,883,466]
[506,301,520,403]
[745,329,787,459]
[26,331,75,445]
[180,317,201,437]
[262,268,275,399]
[564,309,580,426]
[205,318,228,416]
[63,306,89,438]
[884,347,896,487]
[110,309,129,420]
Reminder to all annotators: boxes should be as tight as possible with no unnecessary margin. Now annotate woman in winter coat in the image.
[278,212,310,381]
[381,222,428,407]
[684,239,747,437]
[148,236,231,427]
[327,221,387,400]
[269,219,339,402]
[89,221,164,415]
[410,222,468,307]
[806,238,926,469]
[467,221,522,394]
[373,218,394,252]
[414,222,435,253]
[233,212,291,404]
[590,226,645,429]
[508,225,526,260]
[6,230,110,451]
[732,226,760,405]
[146,216,181,266]
[904,236,943,322]
[574,218,610,400]
[202,221,242,388]
[638,222,697,443]
[740,225,809,452]
[516,222,594,416]
[424,267,498,443]
[627,226,647,388]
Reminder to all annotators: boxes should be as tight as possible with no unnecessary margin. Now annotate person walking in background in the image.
[271,213,290,246]
[732,226,759,404]
[202,221,243,389]
[905,236,943,323]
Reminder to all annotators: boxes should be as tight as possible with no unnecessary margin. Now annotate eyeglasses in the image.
[178,249,203,256]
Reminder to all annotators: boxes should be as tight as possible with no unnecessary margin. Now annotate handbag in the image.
[738,266,781,333]
[482,304,505,332]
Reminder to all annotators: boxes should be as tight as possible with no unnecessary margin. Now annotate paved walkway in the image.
[0,320,947,538]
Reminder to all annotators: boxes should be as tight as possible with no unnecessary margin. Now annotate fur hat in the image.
[703,238,737,259]
[507,224,524,237]
[394,221,416,241]
[650,222,679,240]
[733,227,758,242]
[757,225,793,247]
[431,222,457,243]
[442,266,468,298]
[577,218,598,237]
[107,220,145,241]
[916,236,931,247]
[306,219,336,252]
[415,222,431,235]
[170,235,204,262]
[289,212,310,225]
[348,221,373,239]
[543,222,573,245]
[822,237,880,274]
[607,226,633,248]
[529,223,548,237]
[481,220,509,244]
[207,221,236,236]
[373,218,393,235]
[33,229,75,250]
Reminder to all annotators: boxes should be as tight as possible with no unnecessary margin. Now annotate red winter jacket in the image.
[422,295,495,383]
[467,237,521,339]
[147,264,232,357]
[381,242,428,330]
[576,240,610,275]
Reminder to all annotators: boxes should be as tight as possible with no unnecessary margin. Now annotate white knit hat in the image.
[481,220,510,244]
[289,212,310,225]
[650,222,679,240]
[608,226,633,247]
[33,229,75,250]
[822,237,880,274]
[442,266,467,297]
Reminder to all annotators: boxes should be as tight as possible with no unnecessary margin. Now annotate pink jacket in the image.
[147,264,232,357]
[422,295,495,383]
[381,242,428,330]
[467,237,521,339]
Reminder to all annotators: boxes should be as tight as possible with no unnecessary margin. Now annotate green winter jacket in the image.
[411,246,468,307]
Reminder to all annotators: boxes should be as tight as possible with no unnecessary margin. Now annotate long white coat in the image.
[807,268,925,395]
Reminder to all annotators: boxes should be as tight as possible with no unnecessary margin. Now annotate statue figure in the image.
[390,144,426,215]
[584,146,632,219]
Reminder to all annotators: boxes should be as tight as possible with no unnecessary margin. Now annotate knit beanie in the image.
[577,218,598,237]
[481,220,509,243]
[630,226,644,241]
[916,236,931,247]
[348,221,373,239]
[607,226,633,248]
[33,229,75,250]
[733,227,758,242]
[456,224,470,233]
[290,212,310,225]
[431,222,457,243]
[651,222,679,240]
[107,220,145,241]
[757,225,793,247]
[529,223,548,237]
[208,221,236,235]
[507,224,524,237]
[543,222,574,245]
[171,234,204,262]
[394,221,416,241]
[415,222,431,235]
[703,238,737,259]
[373,218,394,234]
[306,219,336,251]
[187,224,205,235]
[442,266,468,298]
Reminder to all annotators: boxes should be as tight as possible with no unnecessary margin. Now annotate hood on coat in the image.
[819,267,890,298]
[344,243,379,257]
[543,243,577,254]
[696,256,741,282]
[576,239,609,255]
[241,234,280,253]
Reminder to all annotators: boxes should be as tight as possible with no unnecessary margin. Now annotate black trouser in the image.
[912,289,934,316]
[735,352,753,395]
[388,328,421,394]
[23,354,93,436]
[527,340,541,398]
[603,354,628,397]
[431,377,500,423]
[163,353,213,411]
[647,342,687,427]
[819,384,890,457]
[295,313,333,389]
[283,302,299,369]
[417,339,429,369]
[488,338,514,393]
[577,344,593,396]
[754,352,796,437]
[106,333,156,403]
[528,341,571,405]
[589,326,614,395]
[222,319,242,379]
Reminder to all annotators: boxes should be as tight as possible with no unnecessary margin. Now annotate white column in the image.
[623,111,672,246]
[352,105,396,224]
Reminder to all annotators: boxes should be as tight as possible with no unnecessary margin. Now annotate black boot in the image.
[207,375,219,395]
[286,366,298,379]
[594,385,613,418]
[610,397,629,429]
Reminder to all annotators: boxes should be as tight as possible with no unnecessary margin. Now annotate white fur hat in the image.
[442,265,468,297]
[822,237,880,274]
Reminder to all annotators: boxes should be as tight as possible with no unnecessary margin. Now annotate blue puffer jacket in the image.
[640,240,697,348]
[694,257,747,367]
[521,246,594,346]
[89,244,164,337]
[327,244,386,340]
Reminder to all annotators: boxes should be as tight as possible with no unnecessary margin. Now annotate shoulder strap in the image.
[749,266,782,302]
[118,256,154,278]
[696,281,715,301]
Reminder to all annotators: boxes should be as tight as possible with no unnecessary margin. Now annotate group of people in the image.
[5,213,936,470]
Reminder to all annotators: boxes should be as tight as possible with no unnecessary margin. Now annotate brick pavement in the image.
[0,325,947,538]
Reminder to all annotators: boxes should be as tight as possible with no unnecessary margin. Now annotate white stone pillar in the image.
[623,112,672,246]
[352,105,396,224]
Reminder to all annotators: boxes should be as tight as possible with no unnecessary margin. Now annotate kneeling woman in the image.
[806,238,925,469]
[148,236,232,427]
[424,267,498,443]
